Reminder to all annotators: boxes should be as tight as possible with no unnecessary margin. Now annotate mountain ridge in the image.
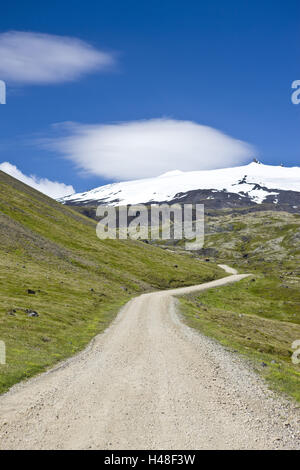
[59,162,300,211]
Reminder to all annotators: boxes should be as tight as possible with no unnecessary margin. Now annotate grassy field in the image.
[177,209,300,402]
[179,277,300,402]
[0,171,223,394]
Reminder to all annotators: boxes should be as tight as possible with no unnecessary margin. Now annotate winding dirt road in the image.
[0,267,299,449]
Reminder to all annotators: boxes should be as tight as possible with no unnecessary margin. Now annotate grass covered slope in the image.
[179,210,300,402]
[0,171,223,394]
[203,210,300,276]
[180,277,300,402]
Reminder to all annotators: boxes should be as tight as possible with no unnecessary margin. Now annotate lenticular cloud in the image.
[49,119,255,180]
[0,31,114,84]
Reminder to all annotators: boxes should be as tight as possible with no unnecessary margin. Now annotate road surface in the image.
[0,267,299,449]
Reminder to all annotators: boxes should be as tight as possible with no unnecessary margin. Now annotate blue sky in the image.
[0,0,299,196]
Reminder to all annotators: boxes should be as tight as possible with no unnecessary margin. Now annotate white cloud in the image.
[0,31,114,84]
[49,119,256,180]
[0,162,75,199]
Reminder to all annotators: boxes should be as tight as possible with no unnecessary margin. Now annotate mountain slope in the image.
[170,209,300,401]
[60,162,300,210]
[0,170,222,393]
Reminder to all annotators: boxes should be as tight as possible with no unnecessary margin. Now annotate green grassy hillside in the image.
[203,210,300,276]
[178,210,300,402]
[180,278,300,402]
[0,171,223,394]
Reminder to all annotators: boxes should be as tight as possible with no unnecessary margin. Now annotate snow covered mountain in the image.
[59,162,300,210]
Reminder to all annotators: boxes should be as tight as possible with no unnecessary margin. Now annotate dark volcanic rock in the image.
[27,289,36,295]
[26,309,39,317]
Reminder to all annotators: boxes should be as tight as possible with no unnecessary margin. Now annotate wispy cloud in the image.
[47,119,255,180]
[0,31,114,84]
[0,162,75,198]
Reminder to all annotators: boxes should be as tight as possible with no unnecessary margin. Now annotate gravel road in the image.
[0,268,299,450]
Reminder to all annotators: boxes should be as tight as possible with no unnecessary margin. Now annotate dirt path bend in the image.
[217,264,238,275]
[0,269,299,450]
